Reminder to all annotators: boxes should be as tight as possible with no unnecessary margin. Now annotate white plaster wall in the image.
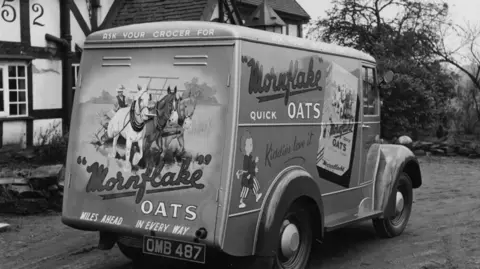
[2,121,27,148]
[70,10,87,51]
[288,24,298,37]
[97,0,115,26]
[32,59,62,110]
[209,3,219,21]
[33,118,62,146]
[29,0,60,47]
[0,0,21,42]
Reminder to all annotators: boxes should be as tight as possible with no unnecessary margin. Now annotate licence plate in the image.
[142,235,206,264]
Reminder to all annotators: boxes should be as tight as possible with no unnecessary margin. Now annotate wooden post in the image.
[60,0,73,133]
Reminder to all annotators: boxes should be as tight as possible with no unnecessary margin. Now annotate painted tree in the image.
[307,0,456,138]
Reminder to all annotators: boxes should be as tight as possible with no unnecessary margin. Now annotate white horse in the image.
[107,85,154,172]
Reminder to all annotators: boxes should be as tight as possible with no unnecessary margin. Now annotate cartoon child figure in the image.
[236,130,263,209]
[113,85,128,112]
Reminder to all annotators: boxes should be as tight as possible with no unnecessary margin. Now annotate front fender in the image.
[253,166,324,257]
[374,144,422,218]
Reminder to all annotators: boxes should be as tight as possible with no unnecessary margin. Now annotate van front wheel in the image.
[274,202,314,269]
[373,172,413,238]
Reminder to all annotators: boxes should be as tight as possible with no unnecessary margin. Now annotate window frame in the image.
[361,65,380,117]
[0,62,29,118]
[72,63,80,91]
[0,66,6,118]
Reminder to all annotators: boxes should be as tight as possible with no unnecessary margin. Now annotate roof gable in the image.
[111,0,210,28]
[245,0,286,27]
[239,0,309,20]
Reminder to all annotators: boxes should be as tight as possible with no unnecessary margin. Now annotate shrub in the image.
[447,86,480,135]
[34,121,69,165]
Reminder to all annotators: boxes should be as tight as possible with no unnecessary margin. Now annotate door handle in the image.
[362,124,370,129]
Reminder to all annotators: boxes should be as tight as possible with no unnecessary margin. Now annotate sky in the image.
[296,0,480,63]
[296,0,480,24]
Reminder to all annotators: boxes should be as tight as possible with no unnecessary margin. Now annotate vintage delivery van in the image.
[62,21,422,268]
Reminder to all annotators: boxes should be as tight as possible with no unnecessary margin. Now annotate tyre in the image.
[117,241,143,261]
[373,172,413,238]
[273,201,314,269]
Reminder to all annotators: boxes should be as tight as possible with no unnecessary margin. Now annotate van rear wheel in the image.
[274,202,314,269]
[373,172,413,238]
[117,241,142,261]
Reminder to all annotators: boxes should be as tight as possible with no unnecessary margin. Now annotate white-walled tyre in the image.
[274,202,314,269]
[373,172,413,238]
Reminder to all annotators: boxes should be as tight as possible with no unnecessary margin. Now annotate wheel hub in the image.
[395,191,405,215]
[280,222,300,258]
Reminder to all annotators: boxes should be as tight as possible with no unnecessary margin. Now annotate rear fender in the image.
[253,166,324,257]
[374,144,422,218]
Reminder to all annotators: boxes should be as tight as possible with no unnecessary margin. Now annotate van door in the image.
[359,64,381,184]
[63,43,235,243]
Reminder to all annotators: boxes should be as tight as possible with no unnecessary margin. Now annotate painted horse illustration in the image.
[332,85,346,118]
[160,91,197,157]
[144,86,180,160]
[106,85,154,172]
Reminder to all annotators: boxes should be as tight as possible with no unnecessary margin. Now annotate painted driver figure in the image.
[113,85,128,112]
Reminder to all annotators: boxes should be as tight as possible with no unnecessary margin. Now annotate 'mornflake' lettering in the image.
[329,123,354,138]
[322,160,346,172]
[85,156,210,204]
[245,56,323,105]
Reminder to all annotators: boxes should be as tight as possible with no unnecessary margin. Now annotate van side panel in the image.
[221,40,365,256]
[62,44,234,245]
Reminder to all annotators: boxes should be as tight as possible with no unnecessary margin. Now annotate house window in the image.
[72,63,80,90]
[265,25,283,33]
[0,63,28,117]
[287,24,298,37]
[362,66,379,116]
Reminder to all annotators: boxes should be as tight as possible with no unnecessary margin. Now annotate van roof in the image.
[86,21,376,63]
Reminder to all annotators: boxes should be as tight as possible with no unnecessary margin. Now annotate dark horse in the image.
[160,91,197,157]
[144,86,179,165]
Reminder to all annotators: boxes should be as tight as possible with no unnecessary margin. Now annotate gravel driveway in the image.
[1,156,479,269]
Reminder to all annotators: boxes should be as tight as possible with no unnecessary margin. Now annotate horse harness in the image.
[160,98,196,137]
[111,93,150,138]
[153,95,178,130]
[177,101,195,127]
[130,100,146,132]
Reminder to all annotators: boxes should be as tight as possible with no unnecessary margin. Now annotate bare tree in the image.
[306,0,458,138]
[308,0,449,61]
[426,22,480,123]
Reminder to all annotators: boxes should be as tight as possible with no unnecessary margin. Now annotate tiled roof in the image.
[237,0,310,19]
[111,0,209,28]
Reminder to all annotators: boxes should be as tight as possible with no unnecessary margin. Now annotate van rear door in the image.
[62,42,234,244]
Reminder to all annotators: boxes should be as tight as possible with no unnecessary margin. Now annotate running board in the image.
[325,211,383,232]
